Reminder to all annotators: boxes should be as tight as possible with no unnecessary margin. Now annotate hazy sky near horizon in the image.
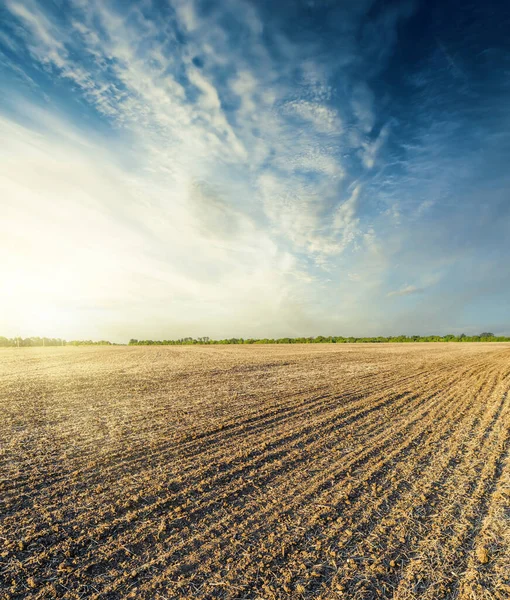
[1,0,509,342]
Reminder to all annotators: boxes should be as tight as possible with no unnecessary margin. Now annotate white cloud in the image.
[173,0,199,32]
[333,185,360,232]
[387,284,424,297]
[230,70,258,114]
[284,99,342,134]
[361,123,390,169]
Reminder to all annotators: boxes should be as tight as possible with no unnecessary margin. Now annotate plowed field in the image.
[1,344,509,599]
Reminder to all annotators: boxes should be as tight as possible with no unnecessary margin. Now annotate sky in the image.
[1,0,509,342]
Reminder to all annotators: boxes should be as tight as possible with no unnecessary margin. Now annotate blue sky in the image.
[1,0,509,341]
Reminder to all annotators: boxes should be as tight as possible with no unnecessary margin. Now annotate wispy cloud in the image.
[387,285,425,298]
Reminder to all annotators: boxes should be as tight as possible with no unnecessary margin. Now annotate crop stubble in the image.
[0,343,509,599]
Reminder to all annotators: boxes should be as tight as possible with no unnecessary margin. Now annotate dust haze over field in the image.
[1,344,509,599]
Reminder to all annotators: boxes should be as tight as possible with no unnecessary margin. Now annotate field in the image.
[1,344,509,600]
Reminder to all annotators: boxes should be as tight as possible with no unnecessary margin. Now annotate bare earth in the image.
[1,344,509,600]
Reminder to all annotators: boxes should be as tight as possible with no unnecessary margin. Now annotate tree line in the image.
[0,337,114,347]
[2,333,508,348]
[128,333,510,345]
